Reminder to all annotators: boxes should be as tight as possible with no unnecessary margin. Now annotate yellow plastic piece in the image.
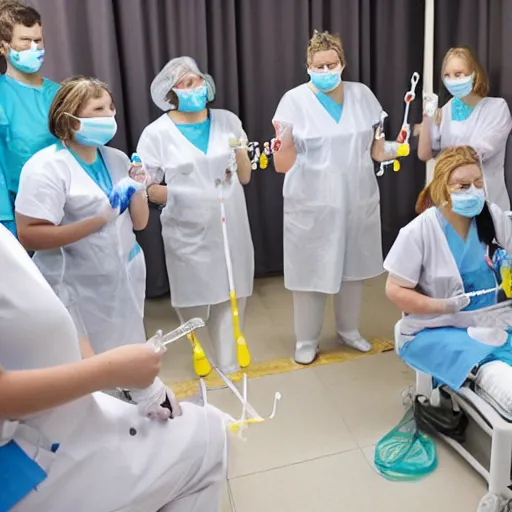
[187,332,212,377]
[259,153,268,169]
[393,160,401,172]
[230,290,251,368]
[227,418,264,434]
[396,142,410,158]
[501,266,512,298]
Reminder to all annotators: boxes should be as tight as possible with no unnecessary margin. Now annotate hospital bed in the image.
[394,320,512,500]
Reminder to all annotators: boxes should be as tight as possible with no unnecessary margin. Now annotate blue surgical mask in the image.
[8,41,45,74]
[451,185,485,218]
[308,69,342,93]
[74,116,117,147]
[443,73,474,99]
[174,85,208,113]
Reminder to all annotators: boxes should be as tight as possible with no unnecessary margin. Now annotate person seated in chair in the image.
[384,145,512,391]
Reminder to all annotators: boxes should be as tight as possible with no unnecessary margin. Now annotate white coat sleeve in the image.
[430,117,442,152]
[136,128,165,184]
[15,159,66,225]
[472,98,512,161]
[383,222,424,287]
[491,203,512,253]
[272,91,296,125]
[362,84,383,127]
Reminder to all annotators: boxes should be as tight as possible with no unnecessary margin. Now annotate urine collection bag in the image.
[374,407,437,481]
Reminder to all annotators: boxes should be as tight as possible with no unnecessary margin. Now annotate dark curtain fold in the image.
[26,0,426,297]
[434,0,512,197]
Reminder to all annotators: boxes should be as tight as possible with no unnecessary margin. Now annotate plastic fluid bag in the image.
[374,407,437,481]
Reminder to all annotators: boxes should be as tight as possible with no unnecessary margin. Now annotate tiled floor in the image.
[145,275,488,511]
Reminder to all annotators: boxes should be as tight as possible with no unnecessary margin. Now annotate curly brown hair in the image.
[307,30,345,68]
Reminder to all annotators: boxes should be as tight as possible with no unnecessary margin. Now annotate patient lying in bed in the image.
[384,146,512,391]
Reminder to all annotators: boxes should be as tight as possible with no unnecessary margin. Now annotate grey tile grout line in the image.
[227,446,362,481]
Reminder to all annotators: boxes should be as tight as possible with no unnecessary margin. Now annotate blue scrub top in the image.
[66,145,113,196]
[175,117,211,154]
[314,91,343,123]
[0,74,60,221]
[438,211,497,311]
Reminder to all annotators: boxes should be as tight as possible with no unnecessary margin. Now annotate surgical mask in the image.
[443,73,474,99]
[8,41,44,74]
[307,67,342,93]
[174,84,208,112]
[73,116,117,147]
[450,185,485,218]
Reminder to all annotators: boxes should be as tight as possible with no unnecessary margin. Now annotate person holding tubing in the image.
[417,46,512,211]
[15,76,148,356]
[0,224,228,512]
[272,30,410,365]
[137,56,254,374]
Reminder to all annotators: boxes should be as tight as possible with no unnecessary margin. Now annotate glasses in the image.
[447,178,484,192]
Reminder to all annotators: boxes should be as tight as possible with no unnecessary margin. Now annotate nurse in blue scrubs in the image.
[0,2,59,236]
[385,146,512,391]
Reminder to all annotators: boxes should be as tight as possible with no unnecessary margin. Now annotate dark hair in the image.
[0,1,41,44]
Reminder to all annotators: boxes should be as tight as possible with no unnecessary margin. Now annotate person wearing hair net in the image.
[418,46,512,211]
[272,31,410,365]
[0,224,229,512]
[0,2,60,236]
[137,57,254,374]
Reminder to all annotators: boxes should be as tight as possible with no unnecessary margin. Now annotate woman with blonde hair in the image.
[385,146,512,391]
[272,30,410,364]
[418,46,512,211]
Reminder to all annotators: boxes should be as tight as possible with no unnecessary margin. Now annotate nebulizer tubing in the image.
[377,71,420,176]
[217,145,251,369]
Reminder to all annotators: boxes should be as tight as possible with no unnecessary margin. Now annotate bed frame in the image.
[394,320,512,500]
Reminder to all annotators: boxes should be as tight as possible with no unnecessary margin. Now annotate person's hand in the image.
[98,343,165,390]
[97,201,120,225]
[272,121,294,151]
[429,294,470,314]
[423,93,438,118]
[129,377,183,420]
[109,177,145,215]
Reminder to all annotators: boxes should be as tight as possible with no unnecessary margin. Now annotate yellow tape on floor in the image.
[169,337,394,400]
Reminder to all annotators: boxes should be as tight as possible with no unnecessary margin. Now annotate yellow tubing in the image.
[187,332,212,377]
[230,290,251,367]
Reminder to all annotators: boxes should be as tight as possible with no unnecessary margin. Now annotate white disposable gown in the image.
[0,226,228,512]
[384,204,512,336]
[15,145,146,353]
[137,110,254,308]
[431,98,512,211]
[273,82,384,293]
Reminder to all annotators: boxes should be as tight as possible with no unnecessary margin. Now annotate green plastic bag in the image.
[374,407,438,481]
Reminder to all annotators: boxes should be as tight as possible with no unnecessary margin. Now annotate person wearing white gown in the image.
[418,46,512,211]
[272,30,410,364]
[385,146,512,392]
[0,225,228,512]
[137,57,254,374]
[15,76,149,355]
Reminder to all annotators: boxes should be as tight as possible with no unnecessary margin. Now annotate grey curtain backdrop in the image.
[25,0,426,298]
[434,0,512,196]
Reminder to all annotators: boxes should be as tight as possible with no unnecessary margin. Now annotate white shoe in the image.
[294,341,319,365]
[339,335,372,353]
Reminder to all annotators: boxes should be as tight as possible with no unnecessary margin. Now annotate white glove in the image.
[98,202,120,224]
[129,377,182,420]
[423,92,438,118]
[431,294,470,314]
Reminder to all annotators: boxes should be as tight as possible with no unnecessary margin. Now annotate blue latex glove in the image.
[109,177,144,215]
